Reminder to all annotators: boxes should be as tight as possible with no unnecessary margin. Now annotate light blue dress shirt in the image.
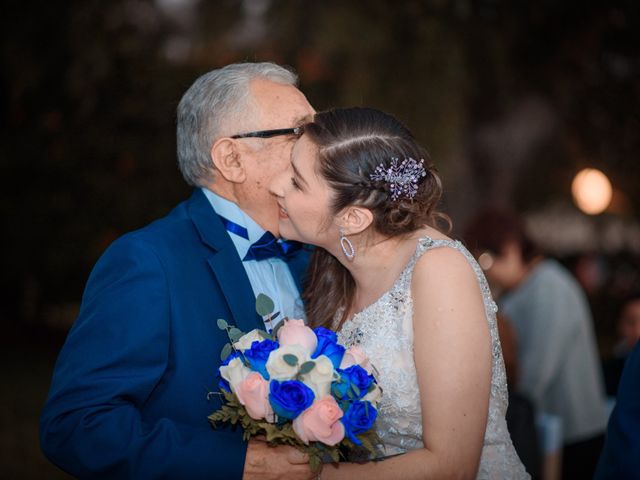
[202,188,304,329]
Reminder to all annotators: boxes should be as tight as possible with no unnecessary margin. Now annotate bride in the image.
[269,107,529,479]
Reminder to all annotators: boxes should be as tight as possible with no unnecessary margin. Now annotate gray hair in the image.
[176,62,298,186]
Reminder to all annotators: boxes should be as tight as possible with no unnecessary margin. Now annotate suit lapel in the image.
[187,190,263,332]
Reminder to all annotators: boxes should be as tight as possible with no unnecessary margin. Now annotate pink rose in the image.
[339,346,373,375]
[292,396,345,446]
[234,372,273,421]
[277,319,317,354]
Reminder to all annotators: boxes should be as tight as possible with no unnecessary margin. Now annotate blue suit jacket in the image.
[594,340,640,480]
[40,189,310,479]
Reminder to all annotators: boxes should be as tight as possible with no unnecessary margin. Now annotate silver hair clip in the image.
[369,157,427,201]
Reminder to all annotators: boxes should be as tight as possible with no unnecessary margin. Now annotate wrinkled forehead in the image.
[246,78,314,128]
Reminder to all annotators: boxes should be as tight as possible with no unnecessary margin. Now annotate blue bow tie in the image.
[244,231,302,262]
[218,215,302,262]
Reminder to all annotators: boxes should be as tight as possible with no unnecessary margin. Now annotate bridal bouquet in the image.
[209,295,381,471]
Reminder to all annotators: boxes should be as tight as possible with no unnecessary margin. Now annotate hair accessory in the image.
[369,157,426,201]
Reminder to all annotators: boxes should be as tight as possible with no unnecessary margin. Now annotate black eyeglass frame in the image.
[230,127,303,139]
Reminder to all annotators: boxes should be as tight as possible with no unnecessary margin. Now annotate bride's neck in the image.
[342,235,418,313]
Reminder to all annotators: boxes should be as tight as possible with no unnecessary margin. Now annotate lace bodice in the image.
[336,236,529,479]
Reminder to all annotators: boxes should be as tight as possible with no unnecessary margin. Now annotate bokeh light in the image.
[571,168,613,215]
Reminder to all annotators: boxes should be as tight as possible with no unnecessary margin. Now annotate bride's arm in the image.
[322,247,492,480]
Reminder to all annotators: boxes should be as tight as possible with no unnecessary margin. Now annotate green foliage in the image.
[298,361,315,375]
[216,319,228,330]
[220,343,232,361]
[283,354,298,366]
[255,294,275,317]
[228,327,243,342]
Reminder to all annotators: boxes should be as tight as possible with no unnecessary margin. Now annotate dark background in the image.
[2,1,639,477]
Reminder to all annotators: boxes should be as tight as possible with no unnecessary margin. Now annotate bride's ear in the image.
[210,138,247,183]
[338,206,374,235]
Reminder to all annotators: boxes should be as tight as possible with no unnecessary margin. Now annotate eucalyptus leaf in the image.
[228,327,243,342]
[220,343,232,361]
[257,329,271,339]
[299,361,315,375]
[351,384,361,397]
[216,318,228,330]
[309,455,321,474]
[329,448,340,463]
[256,293,275,317]
[283,354,298,366]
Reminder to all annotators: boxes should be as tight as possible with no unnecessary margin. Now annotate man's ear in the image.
[338,206,374,235]
[210,138,246,183]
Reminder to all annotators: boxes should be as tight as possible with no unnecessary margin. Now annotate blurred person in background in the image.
[463,208,608,480]
[602,292,640,396]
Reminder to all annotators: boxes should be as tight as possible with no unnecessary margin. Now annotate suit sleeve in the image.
[39,235,247,479]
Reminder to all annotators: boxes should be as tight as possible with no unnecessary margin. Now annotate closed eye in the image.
[290,176,301,190]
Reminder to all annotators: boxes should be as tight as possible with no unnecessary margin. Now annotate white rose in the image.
[299,355,335,398]
[266,344,310,381]
[233,329,266,351]
[220,357,251,392]
[362,383,382,406]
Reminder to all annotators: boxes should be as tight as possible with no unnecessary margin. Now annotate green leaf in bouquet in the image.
[359,435,375,453]
[283,354,298,366]
[351,384,361,397]
[331,448,341,463]
[228,327,243,342]
[299,361,315,375]
[220,343,232,361]
[367,383,376,393]
[257,329,271,339]
[255,293,275,317]
[309,454,321,474]
[216,318,228,330]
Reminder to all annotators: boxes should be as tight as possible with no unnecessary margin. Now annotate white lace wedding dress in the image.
[336,236,530,479]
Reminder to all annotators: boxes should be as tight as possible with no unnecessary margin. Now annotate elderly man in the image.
[40,63,316,479]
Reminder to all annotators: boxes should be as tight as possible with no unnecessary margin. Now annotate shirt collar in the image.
[201,187,266,259]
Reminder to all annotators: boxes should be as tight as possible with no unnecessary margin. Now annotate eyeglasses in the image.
[230,127,303,139]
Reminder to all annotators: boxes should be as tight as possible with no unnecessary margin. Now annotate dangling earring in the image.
[339,229,355,260]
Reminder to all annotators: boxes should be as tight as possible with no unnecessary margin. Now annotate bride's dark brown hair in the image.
[302,107,447,329]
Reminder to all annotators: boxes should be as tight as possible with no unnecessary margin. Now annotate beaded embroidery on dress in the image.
[336,236,530,479]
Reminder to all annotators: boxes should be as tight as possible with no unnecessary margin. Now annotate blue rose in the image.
[269,380,315,420]
[312,327,346,369]
[341,401,378,445]
[332,365,373,400]
[244,338,279,380]
[218,350,241,392]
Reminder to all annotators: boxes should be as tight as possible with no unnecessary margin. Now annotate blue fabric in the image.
[39,189,311,479]
[244,231,303,262]
[217,214,249,240]
[594,341,640,480]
